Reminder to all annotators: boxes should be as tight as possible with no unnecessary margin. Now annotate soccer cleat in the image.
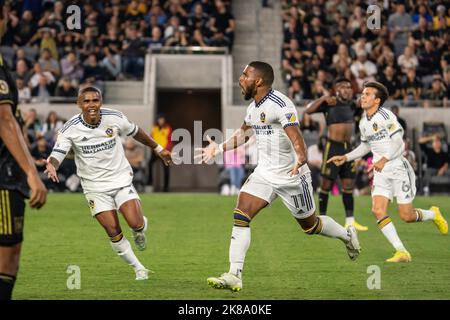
[345,220,369,231]
[386,250,411,263]
[430,206,448,235]
[345,225,361,260]
[132,216,148,251]
[207,273,242,292]
[135,268,150,280]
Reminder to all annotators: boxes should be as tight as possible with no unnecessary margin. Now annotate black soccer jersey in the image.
[316,98,361,126]
[0,55,29,197]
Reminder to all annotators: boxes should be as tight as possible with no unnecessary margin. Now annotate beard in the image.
[243,83,256,101]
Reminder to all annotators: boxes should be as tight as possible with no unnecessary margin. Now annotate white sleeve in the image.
[277,104,300,129]
[49,131,72,164]
[345,142,371,162]
[117,112,139,137]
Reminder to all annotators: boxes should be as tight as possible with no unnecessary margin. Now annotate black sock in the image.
[342,192,354,218]
[318,191,329,215]
[0,273,16,301]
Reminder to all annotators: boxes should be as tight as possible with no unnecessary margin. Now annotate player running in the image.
[328,81,448,263]
[305,78,368,231]
[196,61,361,292]
[45,86,173,280]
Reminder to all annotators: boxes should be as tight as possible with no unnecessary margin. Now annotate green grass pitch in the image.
[14,193,450,300]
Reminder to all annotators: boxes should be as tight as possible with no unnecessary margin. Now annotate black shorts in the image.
[0,189,25,246]
[321,139,356,180]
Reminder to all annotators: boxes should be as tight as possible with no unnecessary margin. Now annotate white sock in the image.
[110,237,145,271]
[415,209,435,222]
[378,218,406,251]
[345,217,355,225]
[318,216,350,243]
[229,226,251,279]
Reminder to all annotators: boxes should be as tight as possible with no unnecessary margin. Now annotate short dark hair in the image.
[363,81,389,107]
[248,61,274,86]
[78,86,102,99]
[334,77,351,86]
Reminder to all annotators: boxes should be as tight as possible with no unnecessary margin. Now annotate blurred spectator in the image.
[16,77,31,104]
[148,114,173,192]
[124,137,146,192]
[41,110,64,144]
[432,4,450,31]
[11,59,32,84]
[379,66,402,99]
[397,46,418,74]
[82,53,105,93]
[122,26,145,78]
[38,48,61,78]
[388,2,413,56]
[13,10,35,46]
[350,51,377,89]
[23,108,42,146]
[31,136,53,188]
[402,68,422,107]
[209,0,235,49]
[29,63,56,100]
[55,77,78,100]
[60,51,84,85]
[419,134,450,195]
[423,78,449,108]
[390,105,407,133]
[288,78,305,104]
[147,26,165,50]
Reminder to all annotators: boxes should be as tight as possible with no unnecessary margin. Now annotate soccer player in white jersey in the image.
[196,61,361,292]
[44,86,173,280]
[328,82,448,263]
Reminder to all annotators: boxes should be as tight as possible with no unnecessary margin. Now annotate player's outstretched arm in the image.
[194,123,253,164]
[0,103,47,209]
[305,95,336,114]
[44,156,60,183]
[328,141,371,167]
[284,125,308,176]
[133,127,173,166]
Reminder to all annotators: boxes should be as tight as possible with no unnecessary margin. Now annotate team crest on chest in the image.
[372,123,378,131]
[260,112,266,123]
[105,127,114,137]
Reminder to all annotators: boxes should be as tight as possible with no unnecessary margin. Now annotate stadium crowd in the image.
[0,0,235,101]
[281,0,449,108]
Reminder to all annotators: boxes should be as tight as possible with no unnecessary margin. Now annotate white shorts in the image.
[85,184,140,216]
[240,171,316,219]
[372,159,416,204]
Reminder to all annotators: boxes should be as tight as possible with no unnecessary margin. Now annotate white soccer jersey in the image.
[244,89,309,185]
[359,107,404,166]
[50,108,138,193]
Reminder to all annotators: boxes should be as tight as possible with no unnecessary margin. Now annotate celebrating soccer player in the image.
[328,82,448,263]
[196,61,361,292]
[45,86,173,280]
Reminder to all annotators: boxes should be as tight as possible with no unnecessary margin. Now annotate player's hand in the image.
[287,160,306,176]
[158,149,173,166]
[27,172,47,209]
[325,96,337,106]
[194,135,221,163]
[327,155,347,166]
[44,159,59,183]
[368,157,388,173]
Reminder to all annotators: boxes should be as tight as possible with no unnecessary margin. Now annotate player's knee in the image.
[105,226,122,239]
[233,208,252,227]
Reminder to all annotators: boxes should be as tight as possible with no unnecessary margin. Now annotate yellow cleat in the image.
[345,220,369,231]
[386,250,412,263]
[430,206,448,235]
